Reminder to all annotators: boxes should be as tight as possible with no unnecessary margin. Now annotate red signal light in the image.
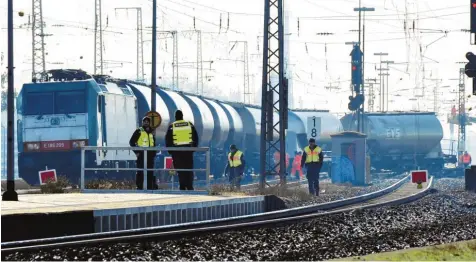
[473,3,476,8]
[352,65,357,70]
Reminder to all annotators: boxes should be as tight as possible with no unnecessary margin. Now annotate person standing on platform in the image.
[165,110,199,190]
[301,138,324,196]
[223,144,246,190]
[129,116,157,190]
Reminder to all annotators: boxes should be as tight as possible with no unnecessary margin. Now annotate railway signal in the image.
[464,52,476,95]
[348,94,364,111]
[471,0,476,33]
[350,44,363,93]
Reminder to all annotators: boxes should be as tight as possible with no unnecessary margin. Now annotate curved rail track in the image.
[1,174,434,254]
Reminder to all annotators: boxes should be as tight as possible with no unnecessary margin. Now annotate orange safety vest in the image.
[293,155,302,170]
[462,154,471,164]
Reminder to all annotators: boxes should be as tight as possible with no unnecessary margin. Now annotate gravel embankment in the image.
[6,178,475,261]
[282,176,404,208]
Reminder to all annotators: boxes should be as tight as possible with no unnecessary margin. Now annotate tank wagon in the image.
[340,112,445,173]
[16,70,343,186]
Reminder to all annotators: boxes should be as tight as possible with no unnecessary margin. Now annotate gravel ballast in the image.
[4,178,476,261]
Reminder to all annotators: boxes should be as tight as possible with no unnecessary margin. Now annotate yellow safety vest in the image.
[304,145,321,163]
[228,150,243,167]
[172,120,193,146]
[137,127,154,147]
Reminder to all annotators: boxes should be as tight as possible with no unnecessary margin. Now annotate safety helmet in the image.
[142,116,151,122]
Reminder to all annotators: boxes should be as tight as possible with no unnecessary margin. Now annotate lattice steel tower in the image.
[196,30,203,95]
[31,0,46,82]
[94,0,103,75]
[229,41,251,104]
[115,7,144,81]
[259,0,288,190]
[172,31,179,91]
[243,41,251,104]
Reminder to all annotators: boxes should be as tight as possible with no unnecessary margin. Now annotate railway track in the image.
[1,174,433,255]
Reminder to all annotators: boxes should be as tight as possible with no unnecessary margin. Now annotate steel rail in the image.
[2,177,433,256]
[2,174,433,254]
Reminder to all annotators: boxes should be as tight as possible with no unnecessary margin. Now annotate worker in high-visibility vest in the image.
[301,138,324,196]
[129,116,157,190]
[165,110,199,190]
[460,151,472,168]
[224,144,246,190]
[291,151,304,180]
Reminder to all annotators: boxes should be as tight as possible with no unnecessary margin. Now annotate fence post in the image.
[206,148,211,191]
[143,149,147,190]
[80,148,85,190]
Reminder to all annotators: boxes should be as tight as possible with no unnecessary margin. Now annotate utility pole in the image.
[458,68,466,156]
[354,5,374,132]
[94,0,103,75]
[260,0,287,190]
[3,0,18,200]
[434,81,439,113]
[425,78,442,114]
[382,60,394,111]
[115,8,144,82]
[181,30,204,95]
[366,78,377,112]
[151,0,157,111]
[147,30,179,90]
[32,0,47,82]
[229,41,251,104]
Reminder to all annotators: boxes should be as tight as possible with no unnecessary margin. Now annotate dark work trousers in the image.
[229,167,243,190]
[171,151,195,190]
[305,163,322,196]
[136,151,157,190]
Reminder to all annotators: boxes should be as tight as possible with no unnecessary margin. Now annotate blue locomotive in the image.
[16,69,452,186]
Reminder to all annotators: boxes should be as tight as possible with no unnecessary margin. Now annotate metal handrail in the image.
[80,146,211,191]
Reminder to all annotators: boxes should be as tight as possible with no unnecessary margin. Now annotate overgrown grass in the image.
[40,176,72,193]
[208,181,314,201]
[208,183,247,196]
[249,184,314,201]
[340,239,476,261]
[85,179,136,190]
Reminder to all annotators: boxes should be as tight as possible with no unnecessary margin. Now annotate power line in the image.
[298,11,468,21]
[164,0,262,17]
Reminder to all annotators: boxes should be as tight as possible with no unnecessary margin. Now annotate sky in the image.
[0,0,475,115]
[0,0,475,176]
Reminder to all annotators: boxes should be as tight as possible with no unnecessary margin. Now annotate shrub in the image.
[40,176,71,194]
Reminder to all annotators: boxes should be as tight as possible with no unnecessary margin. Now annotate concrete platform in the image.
[1,192,278,242]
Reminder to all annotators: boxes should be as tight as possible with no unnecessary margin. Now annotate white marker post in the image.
[307,116,321,140]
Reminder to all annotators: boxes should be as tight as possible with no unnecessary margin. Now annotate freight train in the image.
[16,69,453,186]
[340,111,454,174]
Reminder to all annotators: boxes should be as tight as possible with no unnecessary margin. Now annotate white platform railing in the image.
[80,146,210,191]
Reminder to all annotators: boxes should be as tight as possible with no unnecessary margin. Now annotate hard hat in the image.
[142,116,151,122]
[230,144,237,150]
[309,138,316,143]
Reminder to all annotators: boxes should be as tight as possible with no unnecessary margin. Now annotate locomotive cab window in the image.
[55,91,86,114]
[24,92,54,115]
[23,91,86,115]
